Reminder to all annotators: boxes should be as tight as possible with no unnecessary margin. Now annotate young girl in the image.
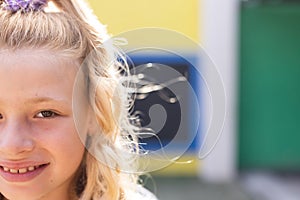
[0,0,157,199]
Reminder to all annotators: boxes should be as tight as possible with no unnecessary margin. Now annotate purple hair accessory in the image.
[3,0,48,12]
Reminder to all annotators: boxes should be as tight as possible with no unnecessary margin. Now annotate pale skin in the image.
[0,49,90,200]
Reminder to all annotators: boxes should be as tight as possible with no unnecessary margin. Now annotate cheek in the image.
[38,120,86,182]
[33,118,87,162]
[33,117,88,142]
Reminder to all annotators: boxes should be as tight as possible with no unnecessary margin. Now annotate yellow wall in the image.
[88,0,200,45]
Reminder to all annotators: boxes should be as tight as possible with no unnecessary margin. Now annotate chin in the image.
[1,189,44,200]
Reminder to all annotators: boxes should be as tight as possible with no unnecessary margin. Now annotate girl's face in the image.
[0,49,90,200]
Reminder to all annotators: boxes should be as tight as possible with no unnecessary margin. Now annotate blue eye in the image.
[36,111,57,118]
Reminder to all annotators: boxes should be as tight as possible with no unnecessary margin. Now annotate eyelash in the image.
[35,110,59,118]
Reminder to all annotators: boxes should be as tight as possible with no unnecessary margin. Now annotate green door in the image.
[239,2,300,170]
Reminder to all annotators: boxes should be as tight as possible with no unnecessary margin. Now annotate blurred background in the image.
[87,0,300,199]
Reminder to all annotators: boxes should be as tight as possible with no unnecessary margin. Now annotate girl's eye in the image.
[36,111,57,118]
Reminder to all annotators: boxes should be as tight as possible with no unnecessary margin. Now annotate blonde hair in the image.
[0,0,142,199]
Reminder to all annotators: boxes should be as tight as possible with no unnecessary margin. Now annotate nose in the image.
[0,119,35,157]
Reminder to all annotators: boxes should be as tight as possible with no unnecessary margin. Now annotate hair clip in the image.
[2,0,48,12]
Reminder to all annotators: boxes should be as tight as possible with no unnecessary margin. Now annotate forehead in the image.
[0,48,78,70]
[0,48,79,83]
[0,49,80,103]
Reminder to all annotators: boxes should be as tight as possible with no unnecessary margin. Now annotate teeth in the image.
[2,165,40,174]
[28,166,35,171]
[18,168,28,174]
[9,169,18,174]
[3,167,9,172]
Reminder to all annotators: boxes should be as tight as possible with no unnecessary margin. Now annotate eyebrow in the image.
[25,97,69,105]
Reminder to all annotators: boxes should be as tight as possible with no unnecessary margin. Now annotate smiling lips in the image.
[0,163,49,182]
[0,164,47,174]
[1,165,42,174]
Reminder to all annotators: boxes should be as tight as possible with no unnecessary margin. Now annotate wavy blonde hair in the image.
[0,0,141,199]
